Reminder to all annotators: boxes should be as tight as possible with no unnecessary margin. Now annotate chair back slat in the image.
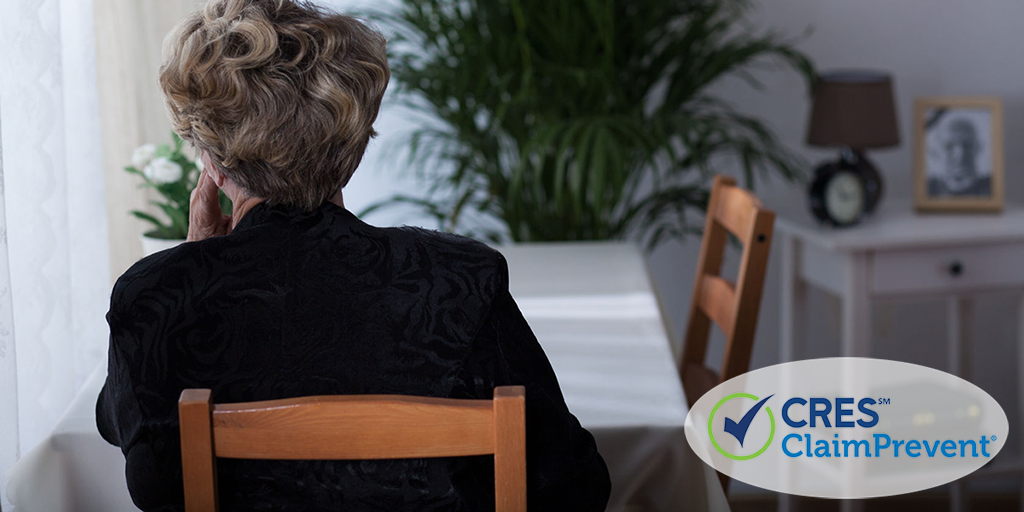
[212,396,495,460]
[697,275,737,339]
[180,386,527,512]
[713,184,759,238]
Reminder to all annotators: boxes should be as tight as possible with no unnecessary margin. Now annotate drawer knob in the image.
[949,261,964,277]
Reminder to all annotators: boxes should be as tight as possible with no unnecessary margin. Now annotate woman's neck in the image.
[228,189,345,229]
[328,188,345,209]
[229,195,266,230]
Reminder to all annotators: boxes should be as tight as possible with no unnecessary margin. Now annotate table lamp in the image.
[806,70,899,214]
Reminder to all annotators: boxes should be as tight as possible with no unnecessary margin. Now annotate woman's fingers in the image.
[198,169,218,204]
[187,169,231,242]
[191,168,207,201]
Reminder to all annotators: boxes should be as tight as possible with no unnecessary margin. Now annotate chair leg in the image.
[778,493,795,512]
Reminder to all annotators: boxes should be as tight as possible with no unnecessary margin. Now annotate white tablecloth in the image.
[6,241,728,512]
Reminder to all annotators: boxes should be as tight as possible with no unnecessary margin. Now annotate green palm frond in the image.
[363,0,815,249]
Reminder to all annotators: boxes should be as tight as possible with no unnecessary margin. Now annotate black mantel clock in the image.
[806,70,899,227]
[808,157,867,227]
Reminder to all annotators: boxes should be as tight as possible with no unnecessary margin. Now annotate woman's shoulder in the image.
[381,225,510,295]
[391,225,501,257]
[110,239,213,308]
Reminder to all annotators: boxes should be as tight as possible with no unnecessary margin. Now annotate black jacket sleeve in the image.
[95,268,187,512]
[471,288,612,512]
[96,331,122,447]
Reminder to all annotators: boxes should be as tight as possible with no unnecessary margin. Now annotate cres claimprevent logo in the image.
[686,359,1010,499]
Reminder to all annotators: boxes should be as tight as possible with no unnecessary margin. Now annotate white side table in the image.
[773,201,1024,512]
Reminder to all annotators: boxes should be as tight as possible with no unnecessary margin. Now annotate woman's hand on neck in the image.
[187,154,264,242]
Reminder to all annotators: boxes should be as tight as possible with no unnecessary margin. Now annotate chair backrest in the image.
[179,386,526,512]
[679,175,775,407]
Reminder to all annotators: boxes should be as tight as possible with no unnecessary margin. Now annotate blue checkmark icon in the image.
[723,394,773,447]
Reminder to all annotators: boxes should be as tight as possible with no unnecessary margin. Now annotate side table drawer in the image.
[872,241,1024,295]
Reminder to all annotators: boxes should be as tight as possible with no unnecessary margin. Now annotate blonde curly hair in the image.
[159,0,389,209]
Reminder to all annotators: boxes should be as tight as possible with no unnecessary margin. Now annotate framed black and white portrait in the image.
[915,97,1003,212]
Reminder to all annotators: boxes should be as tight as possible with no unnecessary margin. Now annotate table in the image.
[6,241,729,512]
[774,201,1024,512]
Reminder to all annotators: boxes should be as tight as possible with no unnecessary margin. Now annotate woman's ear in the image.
[210,168,226,188]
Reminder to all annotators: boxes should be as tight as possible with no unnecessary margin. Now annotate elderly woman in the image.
[95,1,610,510]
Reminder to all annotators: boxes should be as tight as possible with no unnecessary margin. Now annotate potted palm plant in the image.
[126,133,231,256]
[367,0,815,248]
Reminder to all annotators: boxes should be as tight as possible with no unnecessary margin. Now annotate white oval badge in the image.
[684,358,1008,499]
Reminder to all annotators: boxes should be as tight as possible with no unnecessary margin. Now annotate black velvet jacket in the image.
[96,201,610,512]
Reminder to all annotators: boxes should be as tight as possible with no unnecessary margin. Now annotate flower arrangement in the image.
[125,133,230,240]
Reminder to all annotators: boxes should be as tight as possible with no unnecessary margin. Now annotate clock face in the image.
[824,172,865,224]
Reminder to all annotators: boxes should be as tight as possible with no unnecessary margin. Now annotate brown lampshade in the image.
[806,71,899,149]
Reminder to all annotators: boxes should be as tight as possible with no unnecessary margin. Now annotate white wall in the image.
[330,0,1024,490]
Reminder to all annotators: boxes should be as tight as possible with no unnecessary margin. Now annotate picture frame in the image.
[914,96,1003,212]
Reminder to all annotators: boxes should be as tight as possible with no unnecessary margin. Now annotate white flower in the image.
[194,156,205,172]
[131,143,158,169]
[144,157,184,184]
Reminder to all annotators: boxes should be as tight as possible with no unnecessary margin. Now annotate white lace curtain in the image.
[0,0,111,506]
[0,106,18,511]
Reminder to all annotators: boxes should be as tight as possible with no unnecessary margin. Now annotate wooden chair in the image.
[679,175,775,408]
[179,386,526,512]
